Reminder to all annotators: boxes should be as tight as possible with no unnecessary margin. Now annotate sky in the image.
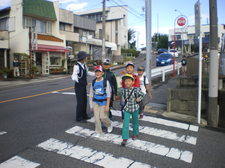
[1,0,224,48]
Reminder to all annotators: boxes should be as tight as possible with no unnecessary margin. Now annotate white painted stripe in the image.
[52,92,91,97]
[0,156,40,168]
[189,125,199,132]
[111,110,199,132]
[38,138,154,168]
[87,118,197,145]
[60,92,75,95]
[0,131,7,135]
[65,126,193,163]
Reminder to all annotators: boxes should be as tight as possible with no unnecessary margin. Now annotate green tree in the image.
[128,28,136,49]
[152,33,168,49]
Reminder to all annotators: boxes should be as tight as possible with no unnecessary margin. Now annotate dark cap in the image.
[137,66,145,71]
[77,51,89,61]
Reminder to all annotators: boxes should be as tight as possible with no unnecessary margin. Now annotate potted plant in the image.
[1,68,11,79]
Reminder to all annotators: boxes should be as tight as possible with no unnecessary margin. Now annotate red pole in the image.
[172,18,177,77]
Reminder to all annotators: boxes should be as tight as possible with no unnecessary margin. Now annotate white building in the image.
[76,6,129,58]
[168,24,225,53]
[59,9,117,61]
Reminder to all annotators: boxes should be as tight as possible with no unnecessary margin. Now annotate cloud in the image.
[0,0,10,9]
[66,2,88,11]
[132,25,172,48]
[188,14,209,25]
[58,0,78,4]
[48,0,78,3]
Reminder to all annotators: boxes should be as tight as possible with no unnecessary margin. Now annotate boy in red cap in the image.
[121,62,140,88]
[89,65,113,137]
[121,62,140,119]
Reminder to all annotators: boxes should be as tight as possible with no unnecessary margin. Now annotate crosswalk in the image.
[0,131,7,136]
[0,108,199,168]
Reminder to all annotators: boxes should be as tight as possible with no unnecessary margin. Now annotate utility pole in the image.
[102,0,106,61]
[195,0,202,124]
[29,27,33,78]
[145,0,152,86]
[208,0,219,127]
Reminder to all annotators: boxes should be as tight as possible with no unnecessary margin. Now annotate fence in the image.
[151,63,181,82]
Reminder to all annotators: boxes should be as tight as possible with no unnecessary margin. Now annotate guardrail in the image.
[152,63,181,82]
[116,63,182,88]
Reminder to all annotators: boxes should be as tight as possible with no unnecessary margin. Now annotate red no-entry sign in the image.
[177,17,187,27]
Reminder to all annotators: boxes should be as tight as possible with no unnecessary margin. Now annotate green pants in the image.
[122,110,139,140]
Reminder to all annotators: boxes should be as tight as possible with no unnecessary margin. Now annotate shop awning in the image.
[35,44,70,53]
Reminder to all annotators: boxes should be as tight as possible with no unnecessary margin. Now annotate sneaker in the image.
[132,135,138,140]
[139,114,143,119]
[107,121,113,133]
[94,133,104,138]
[121,139,127,146]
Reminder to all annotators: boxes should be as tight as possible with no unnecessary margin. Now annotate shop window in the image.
[50,53,62,66]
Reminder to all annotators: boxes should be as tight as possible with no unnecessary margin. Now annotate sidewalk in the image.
[144,77,207,126]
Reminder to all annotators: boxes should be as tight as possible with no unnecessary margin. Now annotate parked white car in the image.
[168,49,179,58]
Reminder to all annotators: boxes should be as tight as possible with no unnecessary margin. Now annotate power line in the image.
[116,0,143,17]
[109,0,143,20]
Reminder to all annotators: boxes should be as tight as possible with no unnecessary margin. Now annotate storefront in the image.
[35,44,70,75]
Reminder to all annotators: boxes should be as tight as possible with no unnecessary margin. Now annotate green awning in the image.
[23,0,56,21]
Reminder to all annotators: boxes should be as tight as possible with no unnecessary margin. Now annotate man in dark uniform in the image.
[71,51,95,122]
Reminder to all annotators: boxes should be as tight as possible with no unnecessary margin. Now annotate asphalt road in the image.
[0,56,225,168]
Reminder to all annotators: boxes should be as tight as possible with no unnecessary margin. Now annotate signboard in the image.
[177,17,187,27]
[195,0,201,36]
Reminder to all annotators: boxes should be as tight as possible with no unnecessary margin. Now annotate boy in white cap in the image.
[102,58,118,119]
[89,65,113,136]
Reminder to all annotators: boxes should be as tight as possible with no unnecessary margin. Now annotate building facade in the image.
[0,1,129,76]
[76,6,128,58]
[168,24,225,53]
[0,0,69,76]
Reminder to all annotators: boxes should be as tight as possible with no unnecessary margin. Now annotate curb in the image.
[0,75,70,91]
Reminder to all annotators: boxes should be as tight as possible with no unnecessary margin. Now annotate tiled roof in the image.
[37,34,63,42]
[23,0,56,21]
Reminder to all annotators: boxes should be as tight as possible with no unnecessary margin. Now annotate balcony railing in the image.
[0,30,9,48]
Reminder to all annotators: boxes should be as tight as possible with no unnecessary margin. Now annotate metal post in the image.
[198,30,203,124]
[208,0,219,127]
[145,0,152,86]
[102,0,106,61]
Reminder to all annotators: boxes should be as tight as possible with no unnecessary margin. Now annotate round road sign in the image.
[177,17,187,27]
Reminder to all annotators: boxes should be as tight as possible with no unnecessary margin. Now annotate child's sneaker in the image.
[94,133,104,138]
[139,114,144,119]
[132,135,138,140]
[121,139,127,146]
[107,121,113,133]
